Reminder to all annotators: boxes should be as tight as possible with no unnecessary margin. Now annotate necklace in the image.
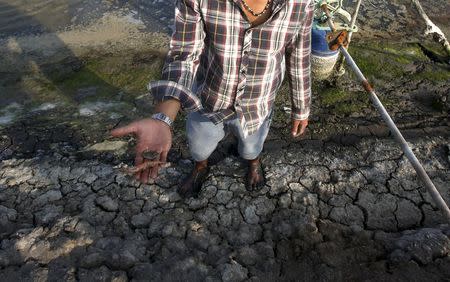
[241,0,272,17]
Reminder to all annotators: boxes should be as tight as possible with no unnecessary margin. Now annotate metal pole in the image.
[335,0,363,74]
[339,46,450,223]
[320,4,450,222]
[347,0,362,42]
[321,3,337,32]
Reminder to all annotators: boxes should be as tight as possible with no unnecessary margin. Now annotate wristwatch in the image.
[151,113,173,128]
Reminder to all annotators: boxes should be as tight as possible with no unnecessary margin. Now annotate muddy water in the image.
[0,0,176,38]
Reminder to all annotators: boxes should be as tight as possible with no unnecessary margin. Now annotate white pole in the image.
[335,0,362,74]
[339,46,450,223]
[320,0,450,223]
[347,0,362,42]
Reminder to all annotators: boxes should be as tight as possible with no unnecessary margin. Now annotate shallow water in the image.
[0,0,176,38]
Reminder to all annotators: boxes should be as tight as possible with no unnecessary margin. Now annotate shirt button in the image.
[240,69,246,74]
[243,50,248,55]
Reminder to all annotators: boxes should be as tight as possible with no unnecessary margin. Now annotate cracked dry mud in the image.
[1,133,449,281]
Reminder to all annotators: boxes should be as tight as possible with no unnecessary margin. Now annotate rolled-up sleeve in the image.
[148,0,205,112]
[285,2,314,120]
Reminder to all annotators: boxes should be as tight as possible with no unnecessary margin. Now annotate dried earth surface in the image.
[1,0,450,281]
[1,134,450,281]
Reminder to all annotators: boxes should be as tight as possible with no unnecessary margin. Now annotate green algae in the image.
[0,51,166,122]
[349,43,416,79]
[319,86,369,115]
[412,67,450,82]
[349,41,450,84]
[51,54,165,102]
[320,88,348,106]
[1,40,447,135]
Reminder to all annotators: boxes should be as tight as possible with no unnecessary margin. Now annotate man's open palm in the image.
[111,119,172,183]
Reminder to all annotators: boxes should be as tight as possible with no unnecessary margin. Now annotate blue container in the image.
[311,22,339,57]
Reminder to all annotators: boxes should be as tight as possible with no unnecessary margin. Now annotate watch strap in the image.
[151,113,173,128]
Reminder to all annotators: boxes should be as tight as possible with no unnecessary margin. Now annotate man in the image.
[112,0,313,197]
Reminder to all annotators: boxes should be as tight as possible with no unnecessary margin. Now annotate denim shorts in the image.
[186,111,272,161]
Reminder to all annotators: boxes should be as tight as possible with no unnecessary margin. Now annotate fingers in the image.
[141,167,150,184]
[150,166,159,180]
[127,150,170,181]
[160,151,168,163]
[149,150,169,180]
[299,120,308,135]
[111,123,137,137]
[134,154,144,180]
[291,119,308,138]
[291,119,301,137]
[127,161,165,174]
[125,146,171,182]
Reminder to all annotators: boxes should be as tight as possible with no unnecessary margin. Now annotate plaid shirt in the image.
[149,0,313,137]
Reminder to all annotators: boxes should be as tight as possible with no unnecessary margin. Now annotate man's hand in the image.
[111,118,172,183]
[291,118,308,138]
